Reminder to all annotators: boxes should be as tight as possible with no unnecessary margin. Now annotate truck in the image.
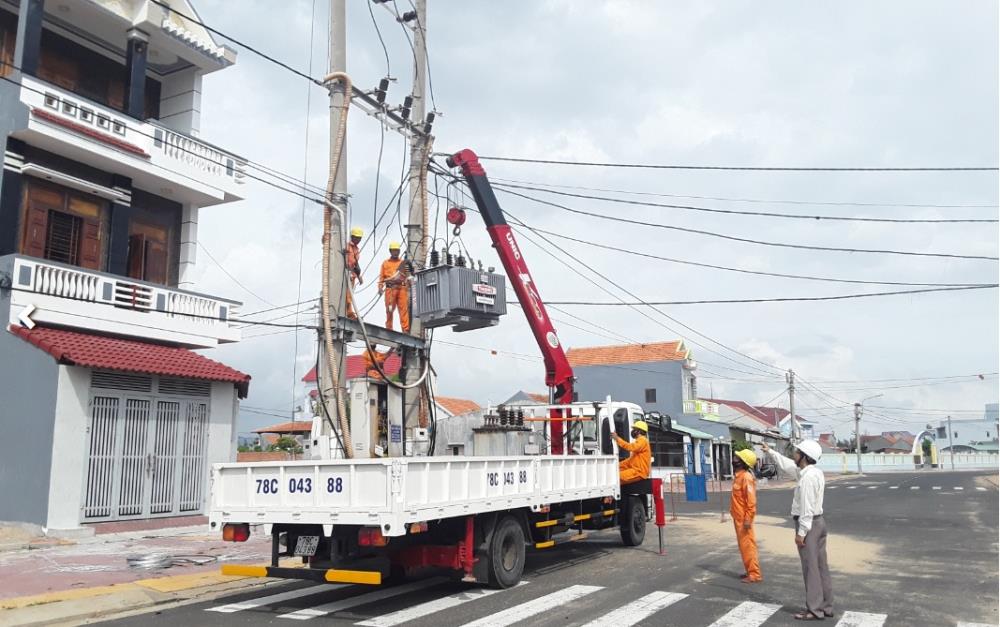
[211,149,664,588]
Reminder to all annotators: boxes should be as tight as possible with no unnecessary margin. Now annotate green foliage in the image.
[731,438,753,452]
[269,436,303,454]
[921,438,933,454]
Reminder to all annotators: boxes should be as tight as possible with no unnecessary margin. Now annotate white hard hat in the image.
[796,439,823,462]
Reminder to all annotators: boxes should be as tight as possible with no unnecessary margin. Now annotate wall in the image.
[818,452,999,473]
[45,364,90,530]
[0,326,58,525]
[574,360,687,417]
[207,381,238,465]
[937,417,997,448]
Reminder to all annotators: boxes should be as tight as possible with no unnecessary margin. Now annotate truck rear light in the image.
[408,522,428,534]
[223,523,250,542]
[358,527,388,547]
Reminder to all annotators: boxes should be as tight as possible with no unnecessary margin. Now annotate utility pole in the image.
[399,0,429,456]
[854,402,863,474]
[318,0,349,458]
[786,369,798,444]
[947,415,955,470]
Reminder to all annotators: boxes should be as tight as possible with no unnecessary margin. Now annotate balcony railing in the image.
[16,75,246,206]
[3,255,241,348]
[684,399,720,416]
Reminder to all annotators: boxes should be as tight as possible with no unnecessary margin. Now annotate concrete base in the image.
[43,525,96,539]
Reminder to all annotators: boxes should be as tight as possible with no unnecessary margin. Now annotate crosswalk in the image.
[202,578,988,626]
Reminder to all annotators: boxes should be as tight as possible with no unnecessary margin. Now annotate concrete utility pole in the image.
[319,0,349,457]
[947,415,955,470]
[853,402,863,474]
[399,0,429,456]
[786,369,798,444]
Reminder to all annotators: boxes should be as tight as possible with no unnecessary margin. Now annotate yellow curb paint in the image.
[221,564,268,578]
[0,583,138,610]
[135,572,237,593]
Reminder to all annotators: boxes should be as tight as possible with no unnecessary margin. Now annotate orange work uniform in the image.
[731,467,762,581]
[379,257,409,332]
[345,241,361,319]
[363,348,388,379]
[614,433,651,484]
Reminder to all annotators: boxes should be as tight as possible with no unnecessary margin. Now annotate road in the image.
[96,470,998,627]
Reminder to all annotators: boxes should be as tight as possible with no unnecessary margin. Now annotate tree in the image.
[921,437,933,456]
[269,436,303,454]
[731,438,753,452]
[836,438,855,452]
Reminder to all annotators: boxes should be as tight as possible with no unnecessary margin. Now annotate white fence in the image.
[819,452,998,473]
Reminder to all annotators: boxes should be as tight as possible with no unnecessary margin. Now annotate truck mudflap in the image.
[221,564,383,585]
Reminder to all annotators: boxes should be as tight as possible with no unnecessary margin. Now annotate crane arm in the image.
[447,149,574,453]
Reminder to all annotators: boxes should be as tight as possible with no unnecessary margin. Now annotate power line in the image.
[520,226,990,288]
[495,187,999,261]
[492,182,998,224]
[520,285,997,306]
[198,243,276,307]
[467,154,1000,172]
[489,176,1000,210]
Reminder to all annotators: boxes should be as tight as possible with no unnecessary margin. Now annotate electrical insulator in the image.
[429,249,440,266]
[445,252,454,266]
[456,255,466,268]
[423,112,435,135]
[375,78,389,104]
[400,96,413,120]
[517,410,524,427]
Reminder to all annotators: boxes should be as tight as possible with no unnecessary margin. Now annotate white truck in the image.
[211,400,657,588]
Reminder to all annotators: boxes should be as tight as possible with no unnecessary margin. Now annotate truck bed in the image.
[210,455,620,536]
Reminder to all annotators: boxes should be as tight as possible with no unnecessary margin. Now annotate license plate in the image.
[294,535,320,556]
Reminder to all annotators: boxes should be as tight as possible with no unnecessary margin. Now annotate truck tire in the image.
[486,515,526,589]
[619,496,646,546]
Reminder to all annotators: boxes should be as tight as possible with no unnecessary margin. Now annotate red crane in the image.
[447,149,575,454]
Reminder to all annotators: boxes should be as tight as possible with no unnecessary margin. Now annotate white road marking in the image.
[867,486,878,489]
[357,582,522,627]
[279,577,444,620]
[459,584,602,627]
[933,486,942,490]
[828,486,839,490]
[957,622,998,627]
[706,601,781,627]
[835,610,887,626]
[580,591,688,627]
[955,486,964,490]
[847,486,858,490]
[976,487,987,491]
[910,486,920,490]
[207,584,340,613]
[889,486,899,489]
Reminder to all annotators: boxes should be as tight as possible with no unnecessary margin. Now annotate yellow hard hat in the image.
[632,420,648,433]
[735,449,758,467]
[388,241,401,250]
[350,227,363,238]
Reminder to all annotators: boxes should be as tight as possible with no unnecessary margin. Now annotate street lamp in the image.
[853,393,883,474]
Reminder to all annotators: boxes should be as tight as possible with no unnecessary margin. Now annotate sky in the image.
[184,0,999,441]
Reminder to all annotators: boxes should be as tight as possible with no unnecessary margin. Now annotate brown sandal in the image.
[794,611,824,621]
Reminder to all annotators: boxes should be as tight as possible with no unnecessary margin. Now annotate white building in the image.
[936,403,1000,453]
[0,0,247,533]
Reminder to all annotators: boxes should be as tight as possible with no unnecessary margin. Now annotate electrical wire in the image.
[367,0,392,76]
[197,243,275,307]
[491,182,999,224]
[488,176,1000,210]
[495,187,1000,262]
[465,154,1000,172]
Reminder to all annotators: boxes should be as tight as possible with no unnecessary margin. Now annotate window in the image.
[689,375,697,400]
[127,221,169,284]
[645,388,657,403]
[20,180,104,270]
[937,427,947,439]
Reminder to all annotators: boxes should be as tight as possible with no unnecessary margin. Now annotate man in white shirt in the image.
[761,439,834,621]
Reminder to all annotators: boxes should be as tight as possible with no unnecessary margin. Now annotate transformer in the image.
[412,265,506,332]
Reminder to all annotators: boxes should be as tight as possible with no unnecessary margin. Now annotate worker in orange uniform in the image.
[731,448,762,584]
[363,344,392,379]
[345,227,363,319]
[613,420,651,484]
[378,241,409,332]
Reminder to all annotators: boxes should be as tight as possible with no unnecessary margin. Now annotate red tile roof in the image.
[435,396,481,416]
[10,326,250,397]
[527,393,549,403]
[254,421,312,434]
[301,353,403,384]
[566,341,689,367]
[704,398,778,427]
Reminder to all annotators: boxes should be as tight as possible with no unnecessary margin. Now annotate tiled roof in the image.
[705,398,778,427]
[566,341,689,367]
[301,353,403,383]
[435,396,481,416]
[527,393,549,403]
[9,325,250,397]
[253,421,312,434]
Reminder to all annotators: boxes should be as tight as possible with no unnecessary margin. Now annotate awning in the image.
[669,422,717,440]
[9,325,250,397]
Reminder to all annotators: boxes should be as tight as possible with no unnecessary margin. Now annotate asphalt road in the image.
[96,470,998,627]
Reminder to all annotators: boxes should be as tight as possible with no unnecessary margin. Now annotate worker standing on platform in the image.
[614,420,651,484]
[378,242,410,332]
[731,448,762,584]
[345,227,363,319]
[363,344,391,379]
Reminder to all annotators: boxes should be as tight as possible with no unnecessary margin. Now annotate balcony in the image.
[1,255,241,348]
[12,75,246,207]
[683,399,720,417]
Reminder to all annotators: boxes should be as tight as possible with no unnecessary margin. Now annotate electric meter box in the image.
[413,265,506,332]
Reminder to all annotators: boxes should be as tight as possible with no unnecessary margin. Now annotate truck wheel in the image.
[620,496,646,546]
[486,515,525,589]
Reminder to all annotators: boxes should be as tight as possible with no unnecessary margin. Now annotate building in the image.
[937,404,1000,453]
[698,398,787,447]
[567,340,699,419]
[0,0,248,533]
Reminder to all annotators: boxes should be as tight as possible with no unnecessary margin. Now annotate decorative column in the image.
[178,204,198,288]
[124,28,149,119]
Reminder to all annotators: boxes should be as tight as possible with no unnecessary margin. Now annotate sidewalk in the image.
[0,523,278,626]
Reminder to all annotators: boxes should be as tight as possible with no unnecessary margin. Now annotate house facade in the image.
[936,403,1000,453]
[0,0,247,532]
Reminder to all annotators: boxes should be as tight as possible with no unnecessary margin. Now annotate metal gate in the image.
[82,373,211,522]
